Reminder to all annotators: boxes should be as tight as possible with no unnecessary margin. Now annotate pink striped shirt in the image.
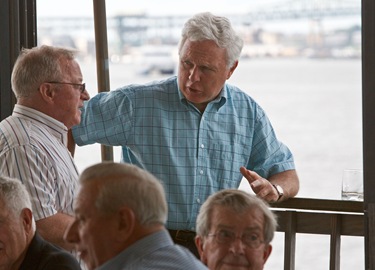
[0,105,78,220]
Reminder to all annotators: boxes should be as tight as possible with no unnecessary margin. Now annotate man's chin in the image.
[219,258,251,269]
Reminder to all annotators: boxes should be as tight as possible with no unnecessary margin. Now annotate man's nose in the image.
[188,66,200,82]
[64,220,79,244]
[228,236,246,254]
[81,89,90,100]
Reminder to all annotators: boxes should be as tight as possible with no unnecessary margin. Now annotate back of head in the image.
[79,162,168,226]
[178,12,244,67]
[196,189,277,244]
[11,45,77,99]
[0,175,35,230]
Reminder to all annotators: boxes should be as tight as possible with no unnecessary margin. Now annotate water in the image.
[341,192,364,201]
[75,58,363,269]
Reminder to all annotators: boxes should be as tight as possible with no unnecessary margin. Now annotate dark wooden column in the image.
[0,0,37,121]
[362,0,375,268]
[93,0,113,161]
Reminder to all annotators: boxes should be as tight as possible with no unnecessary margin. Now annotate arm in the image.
[36,212,75,251]
[240,167,299,202]
[67,129,76,157]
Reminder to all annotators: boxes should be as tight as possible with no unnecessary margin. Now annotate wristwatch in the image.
[272,184,284,201]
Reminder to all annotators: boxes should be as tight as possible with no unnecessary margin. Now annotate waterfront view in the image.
[37,1,361,63]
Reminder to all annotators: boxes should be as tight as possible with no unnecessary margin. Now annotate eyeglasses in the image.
[47,81,86,93]
[207,229,264,249]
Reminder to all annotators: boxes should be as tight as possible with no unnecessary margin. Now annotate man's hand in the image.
[240,167,279,202]
[240,167,299,203]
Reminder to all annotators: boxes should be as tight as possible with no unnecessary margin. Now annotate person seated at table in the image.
[0,175,81,270]
[64,161,207,270]
[195,189,277,270]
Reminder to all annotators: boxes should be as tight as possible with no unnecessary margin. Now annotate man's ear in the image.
[117,207,135,239]
[263,244,273,264]
[21,208,34,235]
[226,60,238,80]
[195,235,206,262]
[39,83,56,103]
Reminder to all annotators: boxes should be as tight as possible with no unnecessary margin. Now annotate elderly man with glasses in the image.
[0,45,90,253]
[195,189,277,270]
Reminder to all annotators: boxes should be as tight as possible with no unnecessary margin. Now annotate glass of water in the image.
[341,169,363,201]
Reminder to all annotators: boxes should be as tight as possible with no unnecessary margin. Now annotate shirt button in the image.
[191,227,195,231]
[197,198,201,203]
[200,144,204,149]
[200,170,204,175]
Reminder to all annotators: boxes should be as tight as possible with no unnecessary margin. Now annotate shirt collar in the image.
[97,230,172,270]
[177,84,229,110]
[13,104,68,144]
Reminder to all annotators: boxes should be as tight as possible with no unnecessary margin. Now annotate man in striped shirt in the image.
[0,45,89,252]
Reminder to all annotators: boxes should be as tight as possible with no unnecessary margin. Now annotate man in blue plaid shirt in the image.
[72,12,299,257]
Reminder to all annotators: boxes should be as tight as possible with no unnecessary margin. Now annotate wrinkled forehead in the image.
[0,201,17,222]
[210,205,265,229]
[59,58,82,79]
[73,182,99,213]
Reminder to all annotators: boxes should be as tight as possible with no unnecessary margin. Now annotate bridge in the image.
[238,0,360,21]
[37,0,361,55]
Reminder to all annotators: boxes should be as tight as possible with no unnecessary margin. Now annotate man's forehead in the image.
[210,205,265,226]
[73,186,92,211]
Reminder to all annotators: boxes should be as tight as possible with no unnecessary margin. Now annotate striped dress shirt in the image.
[0,105,78,220]
[73,76,295,230]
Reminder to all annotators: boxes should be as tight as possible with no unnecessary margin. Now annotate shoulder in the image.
[38,238,81,269]
[89,76,178,105]
[151,243,207,269]
[40,254,81,270]
[21,234,81,270]
[0,115,30,139]
[225,83,258,105]
[119,76,178,96]
[0,116,37,153]
[171,245,208,269]
[223,84,265,117]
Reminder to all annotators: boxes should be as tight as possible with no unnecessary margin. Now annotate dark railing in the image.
[270,198,364,270]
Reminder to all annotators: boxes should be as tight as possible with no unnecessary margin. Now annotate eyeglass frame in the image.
[47,81,86,93]
[207,228,265,249]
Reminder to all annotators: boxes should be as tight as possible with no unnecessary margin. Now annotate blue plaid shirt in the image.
[73,76,295,230]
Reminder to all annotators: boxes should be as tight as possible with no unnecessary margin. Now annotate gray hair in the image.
[196,189,277,244]
[79,162,168,226]
[0,175,36,230]
[178,12,244,68]
[11,45,78,98]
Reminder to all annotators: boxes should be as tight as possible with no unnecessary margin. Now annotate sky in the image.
[37,0,360,34]
[37,0,270,17]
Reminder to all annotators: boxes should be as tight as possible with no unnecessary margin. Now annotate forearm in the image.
[269,169,299,201]
[36,212,75,251]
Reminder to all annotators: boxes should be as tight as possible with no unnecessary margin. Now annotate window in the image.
[37,1,363,268]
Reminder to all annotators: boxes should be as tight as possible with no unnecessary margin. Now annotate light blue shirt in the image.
[96,230,207,270]
[73,76,295,230]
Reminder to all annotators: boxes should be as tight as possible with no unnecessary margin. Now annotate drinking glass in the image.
[341,169,363,201]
